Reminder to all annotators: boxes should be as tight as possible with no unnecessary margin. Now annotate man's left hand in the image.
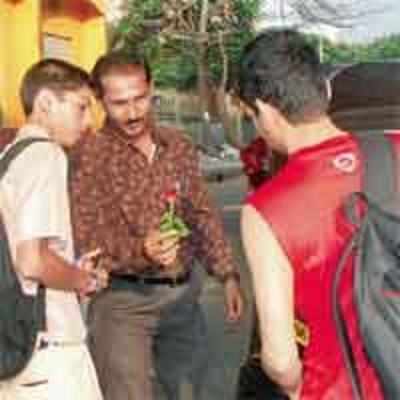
[224,278,244,323]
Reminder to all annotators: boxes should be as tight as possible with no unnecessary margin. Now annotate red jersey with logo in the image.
[247,133,400,399]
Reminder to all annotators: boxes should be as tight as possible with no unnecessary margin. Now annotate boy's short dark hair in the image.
[91,51,152,98]
[20,59,90,116]
[235,29,329,123]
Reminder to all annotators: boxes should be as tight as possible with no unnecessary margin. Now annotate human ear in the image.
[34,88,58,115]
[149,80,155,96]
[325,79,332,101]
[255,99,285,130]
[255,98,273,119]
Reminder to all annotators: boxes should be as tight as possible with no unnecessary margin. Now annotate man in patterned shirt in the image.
[70,51,244,400]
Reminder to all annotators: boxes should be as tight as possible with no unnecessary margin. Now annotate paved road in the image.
[157,175,255,400]
[199,175,255,400]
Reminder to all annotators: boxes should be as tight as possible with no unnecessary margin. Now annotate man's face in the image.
[101,68,153,140]
[50,86,93,148]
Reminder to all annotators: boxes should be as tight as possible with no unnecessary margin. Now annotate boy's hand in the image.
[77,248,102,272]
[77,249,109,300]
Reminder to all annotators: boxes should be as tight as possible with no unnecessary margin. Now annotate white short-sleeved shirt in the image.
[0,124,86,342]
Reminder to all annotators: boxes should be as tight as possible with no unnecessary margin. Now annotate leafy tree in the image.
[310,34,400,65]
[112,0,261,146]
[365,34,400,61]
[111,0,382,147]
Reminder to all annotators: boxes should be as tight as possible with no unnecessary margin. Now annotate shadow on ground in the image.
[157,176,255,400]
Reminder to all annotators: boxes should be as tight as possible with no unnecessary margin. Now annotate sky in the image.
[341,0,400,43]
[261,0,400,44]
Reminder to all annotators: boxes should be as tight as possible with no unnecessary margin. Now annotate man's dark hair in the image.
[235,29,329,123]
[20,58,90,116]
[91,51,152,98]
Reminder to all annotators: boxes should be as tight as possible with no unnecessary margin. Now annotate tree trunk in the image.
[197,0,212,148]
[215,31,244,149]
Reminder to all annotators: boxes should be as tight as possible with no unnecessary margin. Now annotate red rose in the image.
[164,189,178,204]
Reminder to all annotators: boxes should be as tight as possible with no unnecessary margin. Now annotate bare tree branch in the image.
[199,0,209,36]
[279,0,388,29]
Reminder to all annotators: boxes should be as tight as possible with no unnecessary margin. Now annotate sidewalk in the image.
[157,176,255,400]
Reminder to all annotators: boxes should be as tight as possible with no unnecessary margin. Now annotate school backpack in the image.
[0,138,48,380]
[334,133,400,400]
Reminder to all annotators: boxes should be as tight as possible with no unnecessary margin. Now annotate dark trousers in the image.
[87,273,208,400]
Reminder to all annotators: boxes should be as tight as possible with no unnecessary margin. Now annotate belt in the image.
[37,339,83,350]
[111,271,191,287]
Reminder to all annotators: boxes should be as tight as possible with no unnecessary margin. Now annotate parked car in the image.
[198,145,243,182]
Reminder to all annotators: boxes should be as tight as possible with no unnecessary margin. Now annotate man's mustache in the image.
[125,118,143,125]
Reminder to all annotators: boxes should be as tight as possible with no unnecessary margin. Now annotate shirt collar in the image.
[17,123,52,140]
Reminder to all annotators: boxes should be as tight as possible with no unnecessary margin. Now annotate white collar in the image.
[17,123,52,141]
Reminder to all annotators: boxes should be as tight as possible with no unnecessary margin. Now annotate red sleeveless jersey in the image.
[247,133,400,399]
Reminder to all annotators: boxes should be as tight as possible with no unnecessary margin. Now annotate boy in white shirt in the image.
[0,59,106,400]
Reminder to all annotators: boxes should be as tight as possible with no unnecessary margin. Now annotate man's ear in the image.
[33,88,57,115]
[256,99,288,129]
[255,98,273,123]
[326,79,332,101]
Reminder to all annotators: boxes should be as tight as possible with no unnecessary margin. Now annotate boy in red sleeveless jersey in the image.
[235,29,387,400]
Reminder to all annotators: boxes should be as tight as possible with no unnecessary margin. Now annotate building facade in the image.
[0,0,106,126]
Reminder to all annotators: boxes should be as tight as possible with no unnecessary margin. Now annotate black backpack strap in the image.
[332,228,363,400]
[333,133,398,400]
[0,138,51,180]
[0,137,50,332]
[352,132,398,209]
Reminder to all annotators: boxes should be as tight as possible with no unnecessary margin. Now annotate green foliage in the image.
[114,2,400,90]
[363,34,400,61]
[114,0,261,90]
[307,33,400,65]
[152,54,197,91]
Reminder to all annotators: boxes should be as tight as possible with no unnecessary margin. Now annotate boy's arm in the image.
[16,238,96,296]
[12,142,101,295]
[241,205,302,398]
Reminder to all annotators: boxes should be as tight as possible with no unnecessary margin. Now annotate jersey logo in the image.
[332,152,357,173]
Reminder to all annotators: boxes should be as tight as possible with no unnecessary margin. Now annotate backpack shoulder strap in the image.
[352,132,398,209]
[0,137,50,331]
[332,132,398,400]
[0,138,51,181]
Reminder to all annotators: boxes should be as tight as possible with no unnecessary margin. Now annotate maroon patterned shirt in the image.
[0,128,17,151]
[70,123,240,282]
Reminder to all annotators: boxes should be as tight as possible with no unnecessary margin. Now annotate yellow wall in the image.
[0,0,41,126]
[0,0,106,127]
[6,0,41,126]
[78,16,106,72]
[0,1,11,125]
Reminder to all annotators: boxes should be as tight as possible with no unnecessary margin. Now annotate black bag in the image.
[333,133,400,400]
[0,138,48,380]
[236,313,289,400]
[236,356,289,400]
